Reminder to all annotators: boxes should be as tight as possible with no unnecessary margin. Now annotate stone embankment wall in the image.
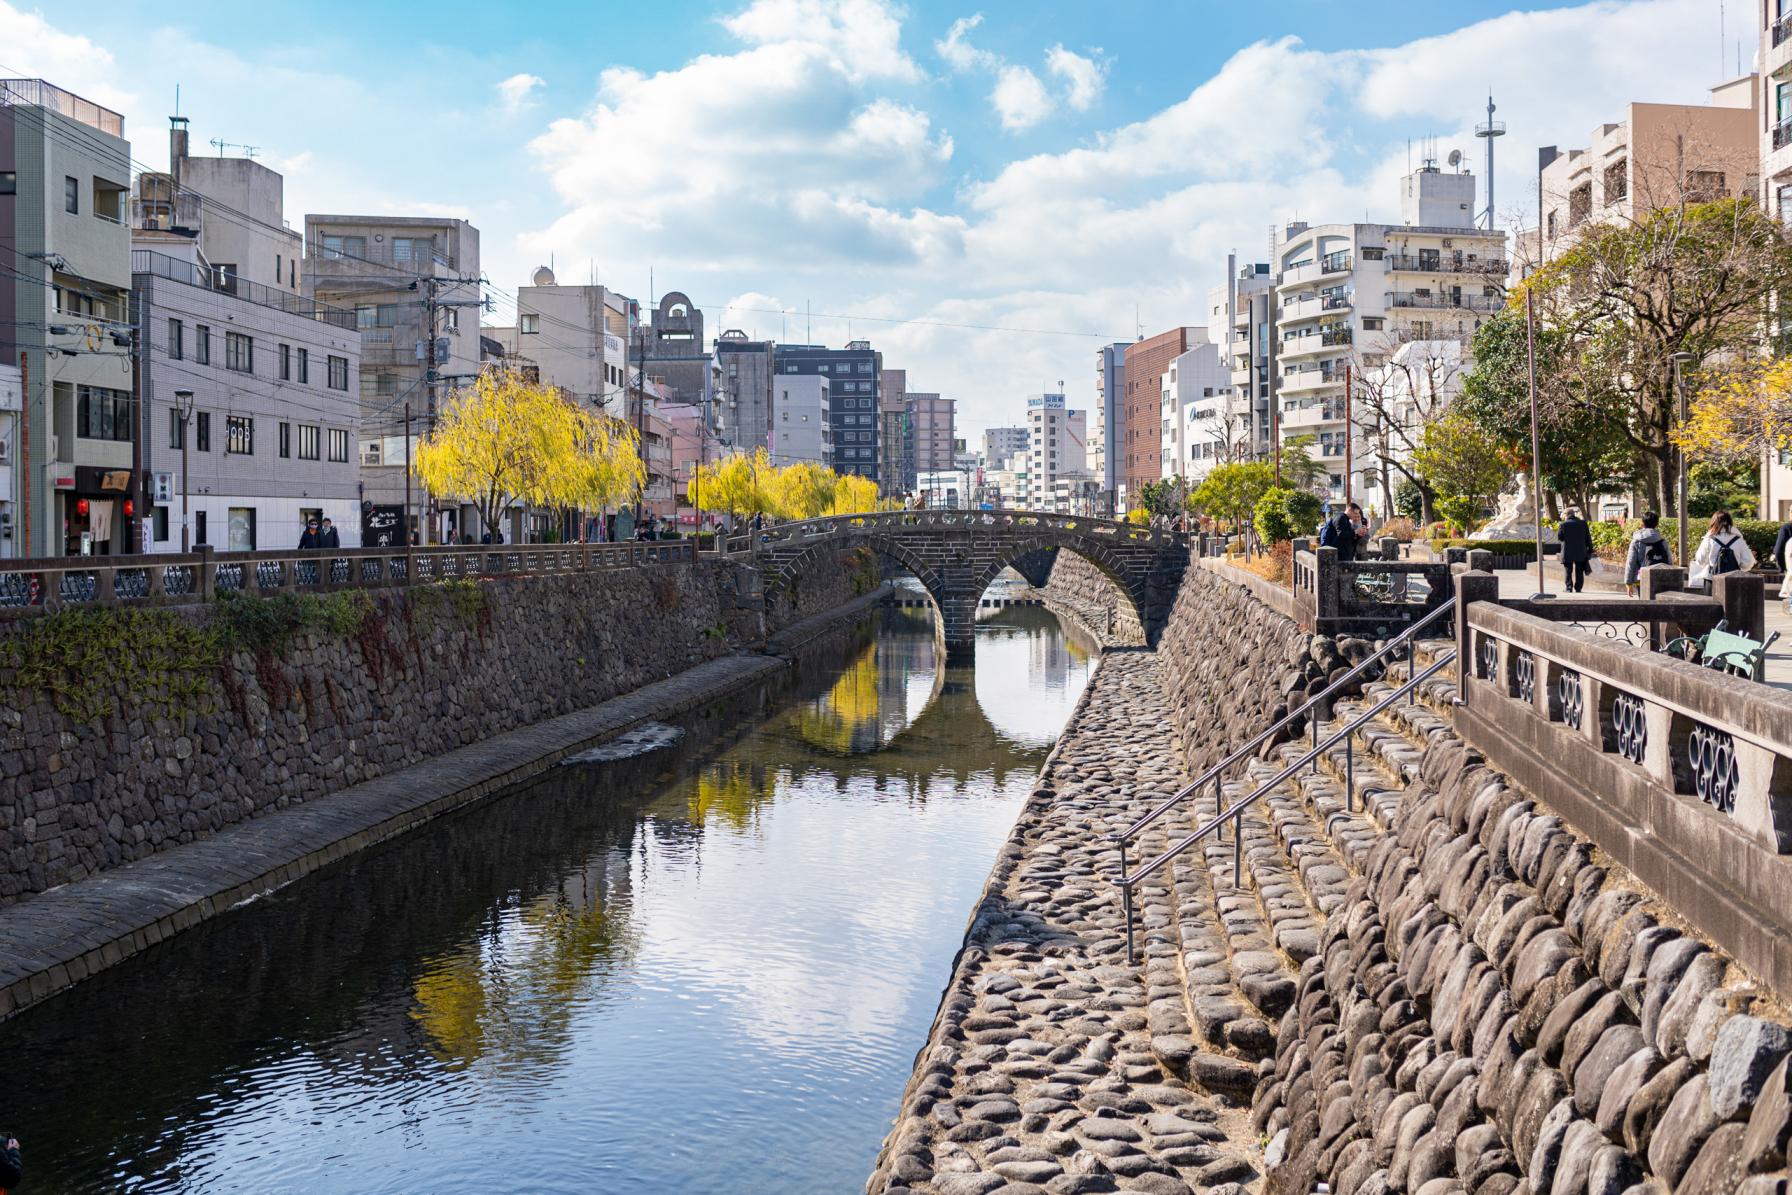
[1254,686,1792,1195]
[1039,550,1145,646]
[0,553,871,907]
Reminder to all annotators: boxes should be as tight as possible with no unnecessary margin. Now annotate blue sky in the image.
[4,0,1734,439]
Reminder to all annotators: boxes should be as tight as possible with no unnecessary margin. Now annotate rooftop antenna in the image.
[208,137,259,159]
[1476,93,1506,230]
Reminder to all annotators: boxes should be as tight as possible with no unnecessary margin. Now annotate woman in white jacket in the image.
[1688,510,1755,590]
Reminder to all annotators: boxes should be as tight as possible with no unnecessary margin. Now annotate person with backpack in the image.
[1319,502,1360,561]
[1623,511,1672,596]
[1690,509,1754,592]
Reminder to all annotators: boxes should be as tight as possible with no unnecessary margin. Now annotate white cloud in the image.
[991,65,1052,131]
[722,0,921,83]
[0,2,134,113]
[1046,45,1105,110]
[935,14,995,73]
[495,72,545,114]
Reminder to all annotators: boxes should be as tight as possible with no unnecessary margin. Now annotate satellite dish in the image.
[1447,149,1463,170]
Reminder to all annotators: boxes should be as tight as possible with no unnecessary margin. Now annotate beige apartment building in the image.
[304,214,480,542]
[1518,76,1758,273]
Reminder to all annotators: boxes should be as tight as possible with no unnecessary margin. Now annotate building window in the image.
[169,408,185,449]
[227,507,256,552]
[298,424,320,460]
[0,171,14,194]
[227,415,254,455]
[195,325,211,365]
[152,505,169,543]
[213,264,238,295]
[278,344,291,380]
[195,510,208,546]
[327,428,349,462]
[1780,185,1792,225]
[321,234,365,260]
[225,332,254,372]
[1685,170,1726,201]
[1603,159,1628,203]
[297,348,309,384]
[196,411,211,452]
[167,318,183,360]
[279,422,291,458]
[328,355,349,390]
[65,175,79,213]
[76,386,132,442]
[521,314,540,334]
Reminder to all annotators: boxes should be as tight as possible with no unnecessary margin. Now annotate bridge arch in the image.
[750,510,1186,660]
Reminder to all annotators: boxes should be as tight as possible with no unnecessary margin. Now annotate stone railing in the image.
[726,508,1178,552]
[1449,571,1792,991]
[1293,544,1451,634]
[0,541,697,613]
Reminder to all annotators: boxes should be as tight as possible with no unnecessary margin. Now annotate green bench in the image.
[1663,621,1781,681]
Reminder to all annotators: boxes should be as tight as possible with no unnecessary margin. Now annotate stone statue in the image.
[1472,474,1558,544]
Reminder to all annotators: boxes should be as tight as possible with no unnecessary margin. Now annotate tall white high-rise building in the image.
[1024,393,1088,512]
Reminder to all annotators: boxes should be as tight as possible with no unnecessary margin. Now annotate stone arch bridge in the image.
[745,509,1188,657]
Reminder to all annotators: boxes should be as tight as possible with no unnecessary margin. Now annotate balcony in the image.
[1387,292,1501,313]
[1280,366,1342,394]
[1280,252,1354,287]
[1279,402,1345,429]
[132,249,357,330]
[1776,12,1792,46]
[0,79,123,137]
[1384,254,1508,275]
[1775,117,1792,153]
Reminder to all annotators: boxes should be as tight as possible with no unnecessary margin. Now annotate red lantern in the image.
[76,498,90,517]
[123,499,134,517]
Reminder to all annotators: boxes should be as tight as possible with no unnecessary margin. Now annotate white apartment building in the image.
[985,425,1027,467]
[2,79,135,557]
[487,266,630,409]
[918,467,974,509]
[769,374,832,467]
[1354,340,1465,518]
[1024,393,1087,511]
[1159,336,1234,480]
[1272,164,1507,505]
[1213,257,1274,461]
[1092,343,1126,515]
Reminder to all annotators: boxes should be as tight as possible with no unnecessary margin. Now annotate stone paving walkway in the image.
[0,589,895,1022]
[866,650,1262,1195]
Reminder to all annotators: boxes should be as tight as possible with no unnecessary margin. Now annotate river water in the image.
[6,591,1095,1193]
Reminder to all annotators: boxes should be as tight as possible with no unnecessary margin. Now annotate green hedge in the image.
[1587,518,1782,564]
[1428,538,1558,556]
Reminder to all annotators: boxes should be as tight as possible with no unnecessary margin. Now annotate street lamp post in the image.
[175,388,195,552]
[1671,352,1696,567]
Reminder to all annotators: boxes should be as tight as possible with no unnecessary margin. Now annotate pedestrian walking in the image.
[1623,512,1671,596]
[2,1132,21,1191]
[1775,517,1792,613]
[1320,502,1360,561]
[298,518,322,550]
[1689,510,1754,592]
[1557,507,1593,593]
[320,517,341,550]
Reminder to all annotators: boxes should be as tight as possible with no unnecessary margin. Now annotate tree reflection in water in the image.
[3,600,1095,1195]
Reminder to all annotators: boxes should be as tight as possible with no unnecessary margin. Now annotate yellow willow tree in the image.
[769,460,837,520]
[828,473,881,515]
[413,368,643,542]
[690,449,776,521]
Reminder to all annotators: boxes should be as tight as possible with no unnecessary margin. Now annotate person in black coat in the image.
[320,517,341,550]
[1773,520,1792,574]
[1326,505,1361,562]
[2,1133,22,1189]
[298,519,321,550]
[1557,507,1594,593]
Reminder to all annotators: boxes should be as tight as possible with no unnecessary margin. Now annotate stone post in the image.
[1713,571,1766,642]
[1314,545,1341,630]
[196,545,216,602]
[1446,547,1469,566]
[1380,537,1400,561]
[1466,548,1494,574]
[1455,569,1500,705]
[1641,565,1685,599]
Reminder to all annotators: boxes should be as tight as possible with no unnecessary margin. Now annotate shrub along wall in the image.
[0,555,866,907]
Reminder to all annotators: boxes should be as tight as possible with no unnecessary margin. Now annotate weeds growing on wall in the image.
[840,546,880,596]
[409,579,489,632]
[211,589,374,656]
[0,607,220,723]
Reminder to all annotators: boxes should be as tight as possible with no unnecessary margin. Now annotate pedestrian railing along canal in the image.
[1107,597,1458,961]
[0,541,697,612]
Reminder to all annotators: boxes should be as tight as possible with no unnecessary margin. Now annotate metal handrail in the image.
[1115,648,1457,961]
[1109,595,1456,847]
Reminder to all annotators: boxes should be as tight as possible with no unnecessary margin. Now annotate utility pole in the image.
[404,402,413,547]
[423,277,438,545]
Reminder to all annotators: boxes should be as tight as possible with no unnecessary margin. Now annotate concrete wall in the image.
[0,554,870,907]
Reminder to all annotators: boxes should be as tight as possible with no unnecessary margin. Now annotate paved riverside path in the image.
[0,589,893,1021]
[866,650,1260,1195]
